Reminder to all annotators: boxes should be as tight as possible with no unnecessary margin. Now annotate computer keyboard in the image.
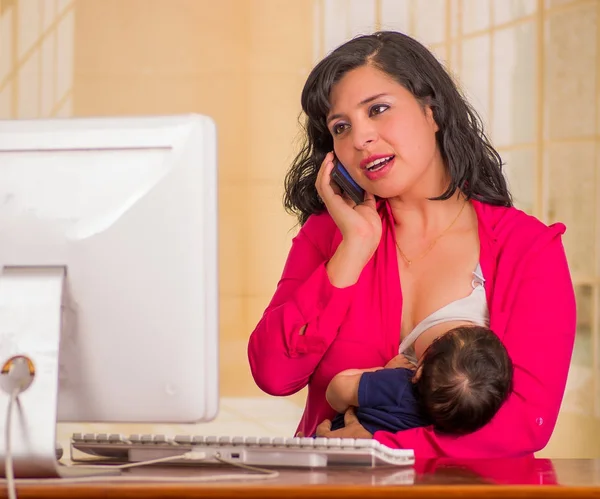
[70,433,414,468]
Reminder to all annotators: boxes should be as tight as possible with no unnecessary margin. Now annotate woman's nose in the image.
[351,123,378,150]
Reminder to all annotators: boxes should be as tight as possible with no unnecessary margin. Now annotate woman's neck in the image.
[388,190,466,236]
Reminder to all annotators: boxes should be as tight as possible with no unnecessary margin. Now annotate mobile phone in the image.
[331,161,365,205]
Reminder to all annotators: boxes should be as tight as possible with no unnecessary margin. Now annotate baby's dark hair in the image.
[414,325,513,435]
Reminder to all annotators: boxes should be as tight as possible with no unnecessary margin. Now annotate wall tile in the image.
[545,0,577,8]
[74,0,248,75]
[0,8,12,82]
[248,0,314,73]
[220,337,266,397]
[430,43,449,66]
[462,0,490,34]
[323,0,353,55]
[53,93,71,117]
[246,73,306,183]
[492,20,536,147]
[544,3,597,140]
[40,32,55,115]
[380,0,410,33]
[41,0,57,32]
[0,82,11,119]
[546,143,596,278]
[493,0,537,25]
[219,296,246,339]
[17,0,41,59]
[450,41,460,68]
[245,182,297,296]
[596,149,600,278]
[460,35,491,129]
[16,50,39,117]
[450,0,460,39]
[574,284,594,343]
[414,0,446,45]
[58,0,72,13]
[500,148,536,214]
[73,73,220,114]
[55,8,73,101]
[347,0,377,39]
[218,184,247,296]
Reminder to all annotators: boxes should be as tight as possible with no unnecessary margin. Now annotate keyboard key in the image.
[72,433,84,442]
[340,438,356,448]
[353,439,376,448]
[174,435,192,444]
[326,438,342,448]
[313,438,328,448]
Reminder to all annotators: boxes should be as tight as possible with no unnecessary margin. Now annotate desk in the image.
[7,458,600,499]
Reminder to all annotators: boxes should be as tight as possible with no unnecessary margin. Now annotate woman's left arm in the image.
[372,233,577,458]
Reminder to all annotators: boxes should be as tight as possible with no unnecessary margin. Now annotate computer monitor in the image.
[0,114,219,478]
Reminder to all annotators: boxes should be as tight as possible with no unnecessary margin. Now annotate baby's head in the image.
[414,325,513,435]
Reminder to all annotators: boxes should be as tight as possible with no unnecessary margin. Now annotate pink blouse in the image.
[248,200,576,458]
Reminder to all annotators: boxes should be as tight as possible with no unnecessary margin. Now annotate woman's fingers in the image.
[315,419,332,437]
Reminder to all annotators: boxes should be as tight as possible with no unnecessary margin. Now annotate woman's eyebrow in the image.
[327,93,389,124]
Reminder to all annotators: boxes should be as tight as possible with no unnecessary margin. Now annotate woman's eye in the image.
[370,104,389,116]
[332,123,348,135]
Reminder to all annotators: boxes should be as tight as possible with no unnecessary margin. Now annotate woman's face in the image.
[327,64,444,200]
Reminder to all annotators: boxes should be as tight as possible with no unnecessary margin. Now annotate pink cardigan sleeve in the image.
[248,215,356,396]
[375,234,577,458]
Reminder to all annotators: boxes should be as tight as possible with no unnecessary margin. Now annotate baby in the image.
[326,325,513,436]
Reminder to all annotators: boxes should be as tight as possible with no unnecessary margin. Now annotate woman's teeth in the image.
[366,156,394,171]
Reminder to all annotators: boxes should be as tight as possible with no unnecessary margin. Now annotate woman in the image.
[247,31,576,458]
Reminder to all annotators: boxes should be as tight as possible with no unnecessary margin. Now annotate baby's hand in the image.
[385,354,415,370]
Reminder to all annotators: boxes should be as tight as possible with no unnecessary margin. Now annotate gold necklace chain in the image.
[395,201,467,267]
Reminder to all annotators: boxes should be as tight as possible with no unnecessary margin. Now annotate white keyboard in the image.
[70,433,414,468]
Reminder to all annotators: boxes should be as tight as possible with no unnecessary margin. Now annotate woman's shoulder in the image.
[477,201,565,240]
[476,201,567,257]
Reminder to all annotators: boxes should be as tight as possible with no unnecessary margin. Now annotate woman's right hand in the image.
[316,152,383,263]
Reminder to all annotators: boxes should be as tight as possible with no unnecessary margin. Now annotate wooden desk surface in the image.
[7,458,600,499]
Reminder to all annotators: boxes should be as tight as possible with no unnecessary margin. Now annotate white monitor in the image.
[0,114,219,477]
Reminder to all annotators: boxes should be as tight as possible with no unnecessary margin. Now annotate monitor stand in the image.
[0,266,117,478]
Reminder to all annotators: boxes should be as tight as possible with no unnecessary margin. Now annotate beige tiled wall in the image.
[1,0,600,456]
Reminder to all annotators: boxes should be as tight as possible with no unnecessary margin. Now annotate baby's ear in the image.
[412,364,423,383]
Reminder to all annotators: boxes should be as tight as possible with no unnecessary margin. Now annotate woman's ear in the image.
[425,105,439,133]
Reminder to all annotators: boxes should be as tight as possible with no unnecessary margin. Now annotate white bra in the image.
[399,263,490,364]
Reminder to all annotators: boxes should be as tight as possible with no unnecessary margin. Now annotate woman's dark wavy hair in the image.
[284,31,512,226]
